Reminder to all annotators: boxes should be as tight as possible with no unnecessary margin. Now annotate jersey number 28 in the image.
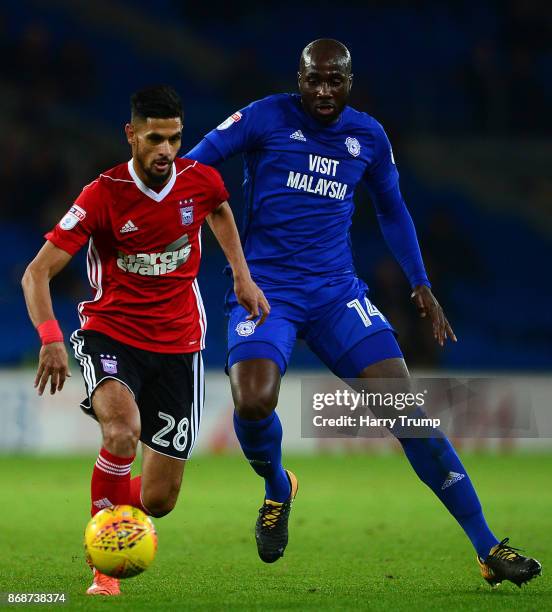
[152,411,189,452]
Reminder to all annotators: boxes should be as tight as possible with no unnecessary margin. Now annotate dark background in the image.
[2,0,551,371]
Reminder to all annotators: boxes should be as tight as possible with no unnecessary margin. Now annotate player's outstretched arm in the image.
[21,241,73,395]
[411,284,457,347]
[369,183,456,346]
[207,201,270,326]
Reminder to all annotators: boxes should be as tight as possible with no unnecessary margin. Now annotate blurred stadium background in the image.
[1,2,551,607]
[1,0,550,449]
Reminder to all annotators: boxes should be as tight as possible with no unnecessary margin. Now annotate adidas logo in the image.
[290,130,306,142]
[441,471,465,490]
[120,220,138,233]
[93,497,113,509]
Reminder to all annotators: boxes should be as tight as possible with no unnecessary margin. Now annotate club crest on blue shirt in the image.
[179,200,194,225]
[345,137,361,157]
[236,321,256,336]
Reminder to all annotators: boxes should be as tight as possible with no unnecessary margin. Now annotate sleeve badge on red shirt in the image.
[59,204,86,230]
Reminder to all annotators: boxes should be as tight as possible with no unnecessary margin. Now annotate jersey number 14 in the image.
[347,297,386,327]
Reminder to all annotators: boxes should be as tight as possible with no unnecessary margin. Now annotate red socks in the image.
[90,447,134,517]
[129,476,150,514]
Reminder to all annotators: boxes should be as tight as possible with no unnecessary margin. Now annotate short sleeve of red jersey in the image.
[45,179,107,255]
[202,165,230,213]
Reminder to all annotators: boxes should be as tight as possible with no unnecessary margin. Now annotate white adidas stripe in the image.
[78,238,103,327]
[192,279,207,349]
[187,352,204,458]
[96,456,132,476]
[198,353,204,443]
[95,463,131,477]
[70,330,96,395]
[96,455,133,471]
[189,353,197,453]
[95,462,131,476]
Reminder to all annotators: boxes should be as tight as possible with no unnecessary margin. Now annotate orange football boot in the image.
[86,567,121,596]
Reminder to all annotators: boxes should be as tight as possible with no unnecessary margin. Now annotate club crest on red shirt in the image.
[179,200,194,225]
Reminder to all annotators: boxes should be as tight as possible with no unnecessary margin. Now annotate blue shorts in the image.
[226,275,403,378]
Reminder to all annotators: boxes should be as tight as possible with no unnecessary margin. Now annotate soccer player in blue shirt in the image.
[187,39,540,587]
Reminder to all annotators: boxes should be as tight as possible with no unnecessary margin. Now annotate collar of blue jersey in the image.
[291,93,345,132]
[127,159,177,202]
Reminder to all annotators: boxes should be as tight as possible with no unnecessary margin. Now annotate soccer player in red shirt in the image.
[21,85,269,596]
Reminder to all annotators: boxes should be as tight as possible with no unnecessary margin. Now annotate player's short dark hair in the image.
[130,85,183,122]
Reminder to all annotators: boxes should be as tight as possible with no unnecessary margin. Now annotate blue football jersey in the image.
[198,94,399,284]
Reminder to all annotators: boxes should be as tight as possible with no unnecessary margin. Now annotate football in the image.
[84,505,157,578]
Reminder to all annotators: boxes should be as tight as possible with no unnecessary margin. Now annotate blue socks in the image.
[233,411,291,503]
[397,433,499,559]
[234,409,498,558]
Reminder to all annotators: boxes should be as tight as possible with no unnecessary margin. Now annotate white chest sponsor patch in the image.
[286,171,347,200]
[117,234,191,276]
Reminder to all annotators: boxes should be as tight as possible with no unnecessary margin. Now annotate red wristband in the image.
[37,319,64,345]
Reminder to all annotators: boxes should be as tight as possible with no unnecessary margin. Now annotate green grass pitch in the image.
[0,452,550,611]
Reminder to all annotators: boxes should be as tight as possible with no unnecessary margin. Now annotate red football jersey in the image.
[46,158,229,353]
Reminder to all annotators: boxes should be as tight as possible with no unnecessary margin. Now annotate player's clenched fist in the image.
[35,341,71,396]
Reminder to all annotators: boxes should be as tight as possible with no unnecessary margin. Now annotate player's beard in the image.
[140,157,173,186]
[146,165,172,186]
